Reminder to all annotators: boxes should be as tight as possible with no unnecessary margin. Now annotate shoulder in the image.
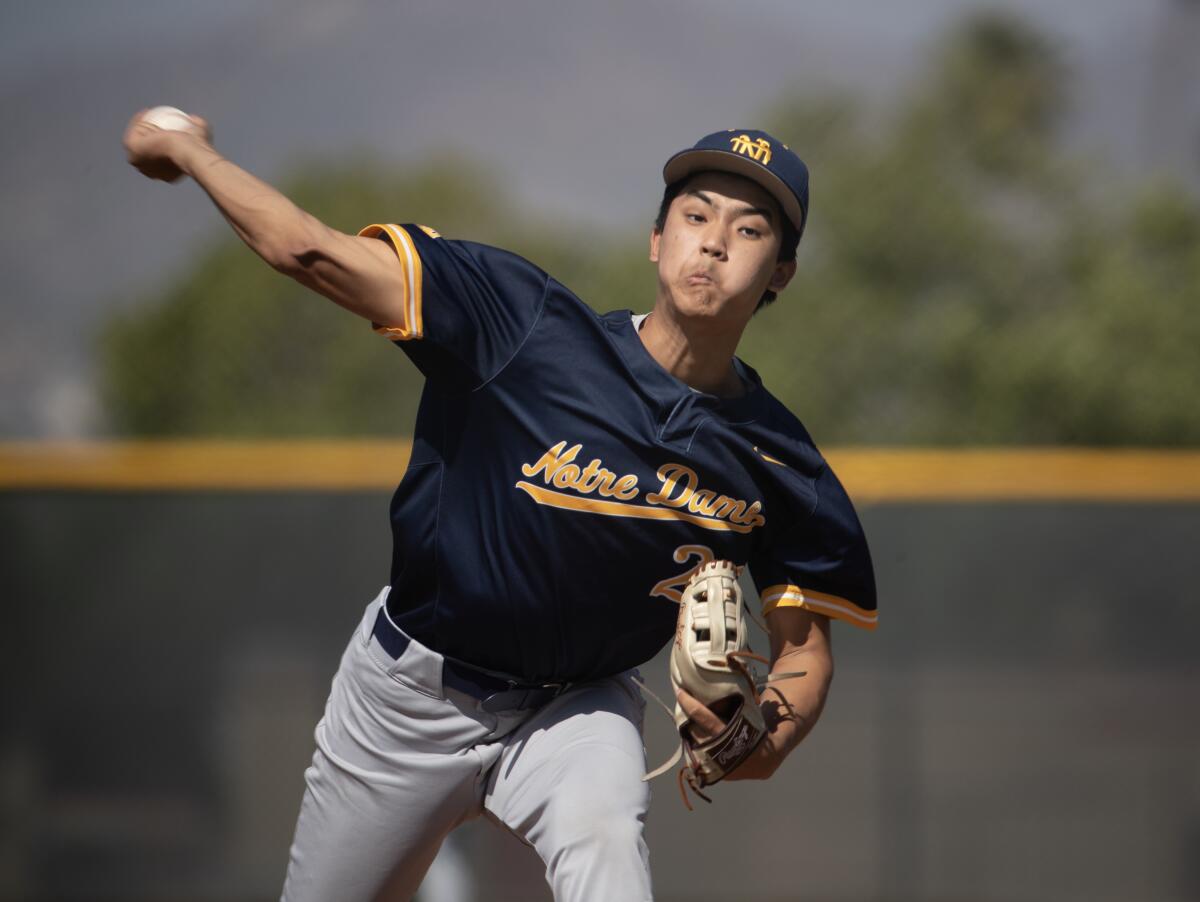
[429,233,552,287]
[738,368,826,472]
[366,224,551,287]
[451,236,548,274]
[755,386,817,447]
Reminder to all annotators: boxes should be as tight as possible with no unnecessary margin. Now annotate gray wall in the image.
[3,493,1198,901]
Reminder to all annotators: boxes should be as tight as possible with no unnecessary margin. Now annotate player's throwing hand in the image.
[123,108,212,183]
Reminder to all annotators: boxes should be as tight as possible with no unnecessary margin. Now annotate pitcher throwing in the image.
[125,110,877,901]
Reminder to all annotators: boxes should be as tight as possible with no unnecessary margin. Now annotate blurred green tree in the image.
[104,13,1200,444]
[740,12,1200,444]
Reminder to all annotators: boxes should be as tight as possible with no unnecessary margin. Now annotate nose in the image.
[700,225,726,260]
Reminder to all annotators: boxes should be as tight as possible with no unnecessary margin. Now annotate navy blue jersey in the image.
[359,223,876,684]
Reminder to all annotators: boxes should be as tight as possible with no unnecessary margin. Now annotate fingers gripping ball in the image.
[125,106,208,183]
[140,105,201,132]
[651,560,769,807]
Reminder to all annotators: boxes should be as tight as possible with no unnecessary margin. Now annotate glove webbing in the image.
[634,651,807,810]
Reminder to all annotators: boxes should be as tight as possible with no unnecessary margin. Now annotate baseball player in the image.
[124,113,877,901]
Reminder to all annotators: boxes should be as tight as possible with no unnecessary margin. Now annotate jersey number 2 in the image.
[650,545,743,603]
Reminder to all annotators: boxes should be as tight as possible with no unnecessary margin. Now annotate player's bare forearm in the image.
[750,610,834,774]
[174,139,407,323]
[124,111,406,325]
[175,138,311,267]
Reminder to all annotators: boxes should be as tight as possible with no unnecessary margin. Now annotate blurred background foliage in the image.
[102,12,1200,444]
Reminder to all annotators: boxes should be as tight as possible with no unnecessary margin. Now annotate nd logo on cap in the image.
[729,133,773,165]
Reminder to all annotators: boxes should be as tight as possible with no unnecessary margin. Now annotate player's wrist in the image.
[724,731,785,781]
[173,133,218,176]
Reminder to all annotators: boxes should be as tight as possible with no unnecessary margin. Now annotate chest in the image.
[444,330,779,549]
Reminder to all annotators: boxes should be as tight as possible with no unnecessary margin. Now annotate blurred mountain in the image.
[1,0,1197,437]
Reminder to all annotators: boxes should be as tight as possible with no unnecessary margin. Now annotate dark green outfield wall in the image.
[3,493,1198,901]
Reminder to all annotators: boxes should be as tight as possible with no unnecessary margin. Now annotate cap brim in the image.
[663,149,804,232]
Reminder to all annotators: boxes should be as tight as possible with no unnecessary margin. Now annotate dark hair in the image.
[653,175,801,311]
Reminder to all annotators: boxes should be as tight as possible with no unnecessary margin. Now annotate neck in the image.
[637,304,748,398]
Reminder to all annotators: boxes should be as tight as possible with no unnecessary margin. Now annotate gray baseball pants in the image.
[280,589,653,901]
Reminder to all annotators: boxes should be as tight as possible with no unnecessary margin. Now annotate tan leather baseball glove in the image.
[640,560,803,808]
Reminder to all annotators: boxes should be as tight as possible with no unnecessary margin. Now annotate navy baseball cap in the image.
[663,129,809,236]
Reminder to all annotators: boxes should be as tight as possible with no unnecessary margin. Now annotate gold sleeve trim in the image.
[358,223,424,340]
[760,583,878,631]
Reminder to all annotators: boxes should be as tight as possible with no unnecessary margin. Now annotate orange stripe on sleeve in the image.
[759,583,878,631]
[358,223,422,340]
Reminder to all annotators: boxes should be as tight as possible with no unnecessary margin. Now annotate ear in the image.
[768,259,797,293]
[649,228,661,263]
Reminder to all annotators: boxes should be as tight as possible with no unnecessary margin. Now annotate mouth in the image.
[685,271,714,286]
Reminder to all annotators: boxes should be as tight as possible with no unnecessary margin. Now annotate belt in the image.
[371,607,570,713]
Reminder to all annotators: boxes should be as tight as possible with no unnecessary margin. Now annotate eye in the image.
[685,212,706,224]
[739,226,762,238]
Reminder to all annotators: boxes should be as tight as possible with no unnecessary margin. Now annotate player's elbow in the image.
[259,243,299,275]
[268,243,346,306]
[265,217,335,277]
[256,234,310,277]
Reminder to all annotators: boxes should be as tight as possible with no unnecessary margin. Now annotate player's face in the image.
[650,172,795,326]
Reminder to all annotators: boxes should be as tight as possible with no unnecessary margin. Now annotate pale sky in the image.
[0,0,1153,80]
[1,0,1195,438]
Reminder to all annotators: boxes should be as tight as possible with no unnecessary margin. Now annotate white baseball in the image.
[141,105,198,132]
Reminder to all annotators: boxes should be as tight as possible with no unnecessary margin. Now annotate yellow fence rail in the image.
[1,442,1199,501]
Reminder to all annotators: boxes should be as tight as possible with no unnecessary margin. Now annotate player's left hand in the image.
[675,688,791,781]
